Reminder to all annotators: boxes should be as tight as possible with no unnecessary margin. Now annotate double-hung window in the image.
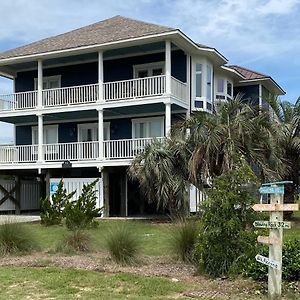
[32,125,58,145]
[132,117,164,139]
[195,63,203,108]
[34,75,61,90]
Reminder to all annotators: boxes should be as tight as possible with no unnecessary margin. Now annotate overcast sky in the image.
[0,0,300,142]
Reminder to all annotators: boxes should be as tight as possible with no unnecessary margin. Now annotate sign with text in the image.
[253,220,291,229]
[252,203,299,212]
[255,254,281,270]
[257,236,282,246]
[259,186,284,194]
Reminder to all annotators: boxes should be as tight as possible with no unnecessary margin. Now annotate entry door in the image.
[78,124,98,159]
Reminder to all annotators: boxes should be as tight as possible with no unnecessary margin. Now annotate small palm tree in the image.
[128,138,190,217]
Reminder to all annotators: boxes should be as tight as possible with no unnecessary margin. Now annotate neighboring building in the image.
[0,16,285,216]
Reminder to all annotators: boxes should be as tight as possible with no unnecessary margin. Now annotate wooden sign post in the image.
[253,181,299,300]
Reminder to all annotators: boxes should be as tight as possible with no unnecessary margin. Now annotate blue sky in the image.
[0,0,300,142]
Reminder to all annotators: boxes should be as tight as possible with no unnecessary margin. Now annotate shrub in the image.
[0,219,37,255]
[194,165,259,277]
[57,230,91,253]
[243,239,300,281]
[170,220,198,262]
[105,224,140,265]
[64,179,102,230]
[40,179,75,226]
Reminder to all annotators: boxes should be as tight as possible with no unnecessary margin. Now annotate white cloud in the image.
[257,0,299,15]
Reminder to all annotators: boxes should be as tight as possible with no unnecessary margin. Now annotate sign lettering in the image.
[259,186,284,194]
[253,220,291,229]
[255,254,281,270]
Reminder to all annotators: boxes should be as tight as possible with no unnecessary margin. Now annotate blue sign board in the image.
[50,181,60,195]
[259,186,284,194]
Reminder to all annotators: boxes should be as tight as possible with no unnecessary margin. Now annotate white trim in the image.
[133,61,165,78]
[132,116,164,138]
[77,122,110,142]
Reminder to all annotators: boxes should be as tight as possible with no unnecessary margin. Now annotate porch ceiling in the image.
[0,103,185,125]
[0,41,176,76]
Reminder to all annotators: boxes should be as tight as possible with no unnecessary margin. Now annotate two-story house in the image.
[0,16,285,216]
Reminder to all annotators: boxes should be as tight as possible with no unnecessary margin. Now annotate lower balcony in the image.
[0,137,164,166]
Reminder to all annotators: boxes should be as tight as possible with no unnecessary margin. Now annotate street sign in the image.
[259,186,284,194]
[252,203,299,212]
[253,220,291,229]
[255,254,281,270]
[257,236,282,245]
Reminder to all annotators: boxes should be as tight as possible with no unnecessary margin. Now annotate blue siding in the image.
[234,85,259,105]
[58,123,77,143]
[15,50,186,92]
[110,119,132,140]
[16,126,32,145]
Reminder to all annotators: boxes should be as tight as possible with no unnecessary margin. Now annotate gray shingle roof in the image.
[0,16,176,60]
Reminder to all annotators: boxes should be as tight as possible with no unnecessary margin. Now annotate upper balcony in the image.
[0,75,187,113]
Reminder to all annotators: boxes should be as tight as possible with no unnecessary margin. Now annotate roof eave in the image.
[239,78,286,95]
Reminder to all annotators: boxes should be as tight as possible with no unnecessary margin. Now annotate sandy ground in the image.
[0,215,40,224]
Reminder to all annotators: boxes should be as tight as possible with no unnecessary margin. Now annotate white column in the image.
[98,108,104,159]
[37,60,43,108]
[186,54,191,111]
[98,51,104,102]
[37,114,44,162]
[165,40,171,94]
[165,102,171,136]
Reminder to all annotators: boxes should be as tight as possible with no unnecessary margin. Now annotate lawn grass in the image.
[0,267,194,300]
[22,220,172,256]
[285,210,300,241]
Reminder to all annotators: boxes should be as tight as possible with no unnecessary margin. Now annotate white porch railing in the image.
[0,138,163,164]
[43,84,99,107]
[171,77,187,103]
[43,141,99,161]
[104,75,166,101]
[104,137,164,159]
[0,145,38,163]
[0,76,188,112]
[0,91,37,111]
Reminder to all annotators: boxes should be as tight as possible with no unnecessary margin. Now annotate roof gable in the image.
[0,16,176,60]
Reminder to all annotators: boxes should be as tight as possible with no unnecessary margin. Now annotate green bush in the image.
[64,179,102,230]
[243,239,300,281]
[57,230,91,253]
[170,220,198,262]
[0,220,37,255]
[105,224,140,265]
[40,179,75,226]
[194,165,259,277]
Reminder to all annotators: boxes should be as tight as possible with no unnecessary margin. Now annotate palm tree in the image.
[177,96,283,187]
[266,96,300,203]
[128,138,190,217]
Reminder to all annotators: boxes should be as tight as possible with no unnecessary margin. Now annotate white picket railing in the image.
[0,145,38,163]
[43,141,99,161]
[0,76,188,111]
[171,77,188,103]
[0,91,37,111]
[43,84,99,107]
[104,137,164,159]
[104,75,166,101]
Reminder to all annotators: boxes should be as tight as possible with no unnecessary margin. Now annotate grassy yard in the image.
[0,215,298,300]
[23,220,172,256]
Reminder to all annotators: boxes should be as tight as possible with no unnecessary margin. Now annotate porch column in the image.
[186,54,191,110]
[165,102,171,136]
[37,60,43,108]
[98,51,104,102]
[165,40,171,94]
[37,113,44,162]
[98,108,104,160]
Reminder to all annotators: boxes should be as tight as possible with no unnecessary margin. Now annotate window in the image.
[34,75,61,90]
[78,123,110,142]
[195,63,202,98]
[206,65,212,101]
[134,62,165,78]
[195,101,203,109]
[32,125,58,145]
[217,78,224,93]
[132,117,164,138]
[227,81,233,97]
